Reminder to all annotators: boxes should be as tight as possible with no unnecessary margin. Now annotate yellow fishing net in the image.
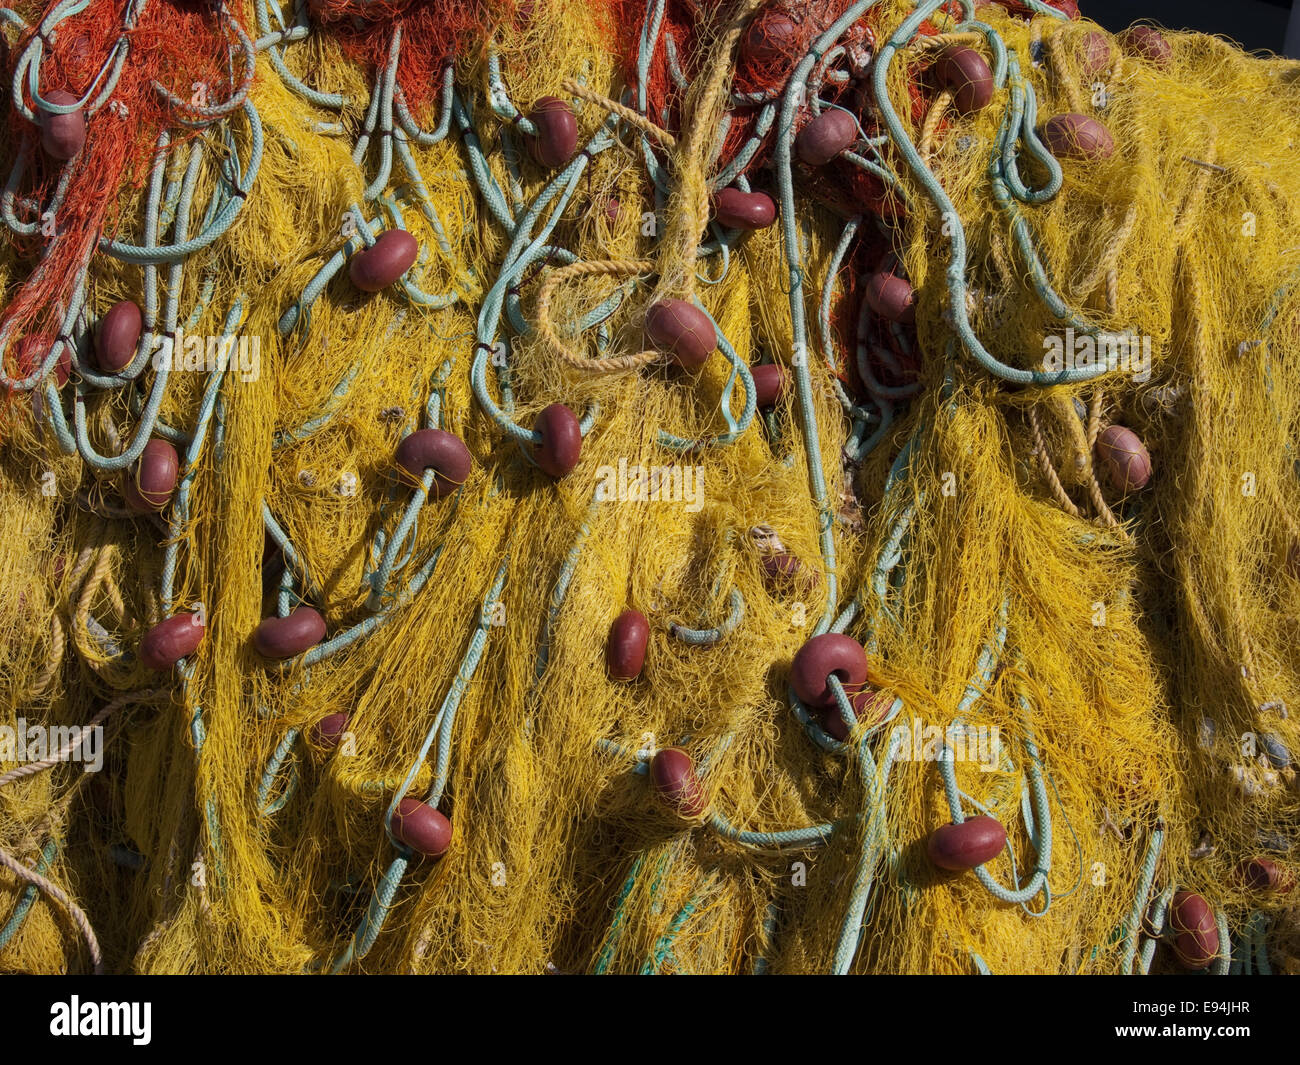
[0,0,1297,975]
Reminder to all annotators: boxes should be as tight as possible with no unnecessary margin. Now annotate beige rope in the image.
[75,546,116,628]
[1064,196,1137,536]
[1057,392,1128,537]
[70,540,128,670]
[1045,26,1087,116]
[536,258,662,373]
[95,518,128,612]
[1084,274,1128,534]
[1053,393,1090,479]
[1087,385,1104,449]
[1104,265,1121,322]
[29,535,116,698]
[0,694,149,787]
[920,89,954,165]
[560,77,677,149]
[909,31,984,53]
[26,613,65,699]
[0,689,164,973]
[336,763,434,798]
[654,0,762,303]
[546,0,756,361]
[1073,204,1138,299]
[0,848,103,972]
[1066,250,1131,534]
[1028,405,1080,518]
[1082,382,1126,532]
[63,544,98,600]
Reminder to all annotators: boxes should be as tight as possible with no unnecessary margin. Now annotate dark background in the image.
[1079,0,1296,55]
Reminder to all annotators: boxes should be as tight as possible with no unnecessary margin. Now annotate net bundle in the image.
[0,0,1297,975]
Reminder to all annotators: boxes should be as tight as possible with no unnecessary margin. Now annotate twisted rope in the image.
[560,77,677,148]
[1028,404,1080,518]
[1072,204,1138,300]
[1045,25,1087,115]
[0,689,164,972]
[1055,393,1128,538]
[26,614,65,699]
[535,258,661,373]
[919,89,953,164]
[653,0,762,303]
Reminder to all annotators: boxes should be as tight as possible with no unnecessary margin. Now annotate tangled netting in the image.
[1,0,1299,975]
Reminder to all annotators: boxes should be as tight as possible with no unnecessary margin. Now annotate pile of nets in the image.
[1,0,1298,974]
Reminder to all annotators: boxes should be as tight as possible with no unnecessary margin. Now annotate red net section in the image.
[608,0,711,137]
[997,0,1080,18]
[309,0,506,115]
[2,0,236,374]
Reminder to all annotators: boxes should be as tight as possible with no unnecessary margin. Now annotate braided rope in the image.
[1087,386,1104,449]
[1077,402,1126,533]
[1072,255,1128,533]
[63,545,98,598]
[72,544,120,655]
[910,31,984,53]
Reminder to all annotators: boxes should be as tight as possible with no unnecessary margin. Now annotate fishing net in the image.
[0,0,1297,974]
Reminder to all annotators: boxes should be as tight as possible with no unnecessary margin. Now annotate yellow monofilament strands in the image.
[0,0,1298,978]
